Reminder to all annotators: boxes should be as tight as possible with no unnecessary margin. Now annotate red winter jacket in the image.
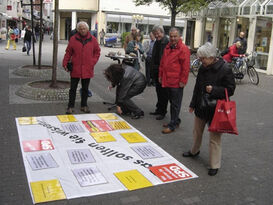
[223,44,240,63]
[63,32,101,79]
[159,39,190,88]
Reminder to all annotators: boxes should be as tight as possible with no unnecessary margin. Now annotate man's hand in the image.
[189,107,194,113]
[206,85,213,93]
[179,82,185,88]
[158,77,162,84]
[64,66,69,72]
[117,106,122,115]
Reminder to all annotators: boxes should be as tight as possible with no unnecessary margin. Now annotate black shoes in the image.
[131,111,144,119]
[182,151,200,158]
[66,107,73,114]
[208,168,218,176]
[156,115,165,120]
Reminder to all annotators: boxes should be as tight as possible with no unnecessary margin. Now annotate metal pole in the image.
[38,0,43,69]
[30,0,36,65]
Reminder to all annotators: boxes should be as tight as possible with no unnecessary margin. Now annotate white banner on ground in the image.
[16,113,198,204]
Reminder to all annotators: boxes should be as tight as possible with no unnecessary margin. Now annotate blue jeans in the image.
[25,41,31,55]
[166,87,184,130]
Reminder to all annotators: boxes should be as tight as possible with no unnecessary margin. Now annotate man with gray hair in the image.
[159,27,190,134]
[149,25,169,120]
[63,21,101,114]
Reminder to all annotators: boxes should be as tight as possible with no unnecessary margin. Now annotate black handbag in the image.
[200,93,217,110]
[22,46,26,52]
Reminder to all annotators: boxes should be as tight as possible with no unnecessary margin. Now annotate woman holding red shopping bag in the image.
[183,42,236,176]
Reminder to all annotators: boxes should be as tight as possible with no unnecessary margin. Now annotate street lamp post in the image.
[132,14,144,29]
[20,0,40,66]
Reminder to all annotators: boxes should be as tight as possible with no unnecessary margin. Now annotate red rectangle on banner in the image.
[149,163,192,182]
[82,120,113,132]
[23,139,54,152]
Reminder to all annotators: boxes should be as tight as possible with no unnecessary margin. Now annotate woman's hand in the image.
[64,66,69,72]
[117,106,122,115]
[206,85,213,93]
[189,107,194,113]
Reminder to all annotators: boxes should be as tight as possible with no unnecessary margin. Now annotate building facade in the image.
[180,0,273,75]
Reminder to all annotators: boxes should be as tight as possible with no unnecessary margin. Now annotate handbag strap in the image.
[225,88,229,102]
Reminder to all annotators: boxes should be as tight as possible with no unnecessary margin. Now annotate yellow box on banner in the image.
[120,132,147,143]
[109,121,131,130]
[114,169,153,191]
[57,115,77,123]
[18,117,38,125]
[97,113,118,120]
[90,132,116,143]
[30,179,66,203]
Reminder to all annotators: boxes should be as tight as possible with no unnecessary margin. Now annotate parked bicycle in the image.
[190,48,200,77]
[231,51,259,85]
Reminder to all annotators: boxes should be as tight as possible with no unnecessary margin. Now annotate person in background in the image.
[234,32,247,54]
[123,25,137,51]
[222,41,244,63]
[149,25,169,121]
[13,26,19,43]
[99,29,105,45]
[24,26,33,56]
[5,26,16,50]
[35,24,40,41]
[159,27,190,134]
[63,21,101,114]
[183,42,235,176]
[143,32,156,86]
[126,32,144,71]
[104,63,146,119]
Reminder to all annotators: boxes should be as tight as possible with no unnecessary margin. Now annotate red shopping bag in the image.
[208,89,238,135]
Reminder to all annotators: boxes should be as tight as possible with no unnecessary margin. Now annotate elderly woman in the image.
[183,42,235,176]
[126,32,144,70]
[104,63,146,119]
[63,21,100,114]
[223,40,244,63]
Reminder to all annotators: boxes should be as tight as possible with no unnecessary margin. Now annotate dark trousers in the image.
[167,87,184,130]
[25,41,31,55]
[153,69,168,116]
[145,57,152,85]
[119,83,146,115]
[68,78,90,108]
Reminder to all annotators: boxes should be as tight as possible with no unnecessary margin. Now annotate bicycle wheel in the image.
[191,59,200,77]
[247,66,259,85]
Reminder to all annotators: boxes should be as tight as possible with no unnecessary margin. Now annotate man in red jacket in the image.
[63,21,101,114]
[159,27,190,134]
[223,41,244,63]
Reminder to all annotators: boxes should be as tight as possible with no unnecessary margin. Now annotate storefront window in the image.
[218,18,231,50]
[204,18,213,43]
[107,22,119,33]
[265,0,273,14]
[255,17,272,70]
[124,23,132,32]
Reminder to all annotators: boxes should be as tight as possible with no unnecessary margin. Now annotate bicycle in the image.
[190,48,200,77]
[231,52,259,85]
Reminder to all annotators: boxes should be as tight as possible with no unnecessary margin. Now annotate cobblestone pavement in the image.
[0,36,273,205]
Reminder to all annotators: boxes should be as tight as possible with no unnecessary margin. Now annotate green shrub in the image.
[121,32,130,46]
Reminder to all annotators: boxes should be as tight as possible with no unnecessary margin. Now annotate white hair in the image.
[152,25,164,34]
[76,21,89,31]
[197,42,217,58]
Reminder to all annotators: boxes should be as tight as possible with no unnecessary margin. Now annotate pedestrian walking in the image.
[24,26,33,56]
[35,24,40,41]
[5,26,16,50]
[126,32,144,71]
[234,32,247,54]
[149,25,169,121]
[63,21,101,114]
[104,63,146,119]
[143,32,155,86]
[183,42,236,176]
[99,29,105,45]
[159,27,190,134]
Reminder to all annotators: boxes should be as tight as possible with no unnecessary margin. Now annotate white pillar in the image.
[194,18,204,48]
[212,18,220,48]
[246,17,257,54]
[91,13,97,30]
[228,18,236,46]
[183,20,187,43]
[71,12,77,30]
[266,18,273,75]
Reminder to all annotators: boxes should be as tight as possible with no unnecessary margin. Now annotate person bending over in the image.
[104,63,146,119]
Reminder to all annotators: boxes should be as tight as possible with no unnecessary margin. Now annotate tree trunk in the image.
[171,10,177,27]
[38,0,43,69]
[50,0,59,88]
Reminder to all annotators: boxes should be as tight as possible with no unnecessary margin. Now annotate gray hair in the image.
[169,27,181,36]
[197,42,217,58]
[77,21,89,31]
[152,25,164,34]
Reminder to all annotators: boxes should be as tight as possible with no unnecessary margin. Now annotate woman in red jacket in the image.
[63,21,100,114]
[223,41,244,63]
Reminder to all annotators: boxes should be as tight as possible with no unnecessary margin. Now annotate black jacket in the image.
[116,65,146,105]
[190,58,236,122]
[151,35,169,71]
[234,37,247,54]
[24,30,32,42]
